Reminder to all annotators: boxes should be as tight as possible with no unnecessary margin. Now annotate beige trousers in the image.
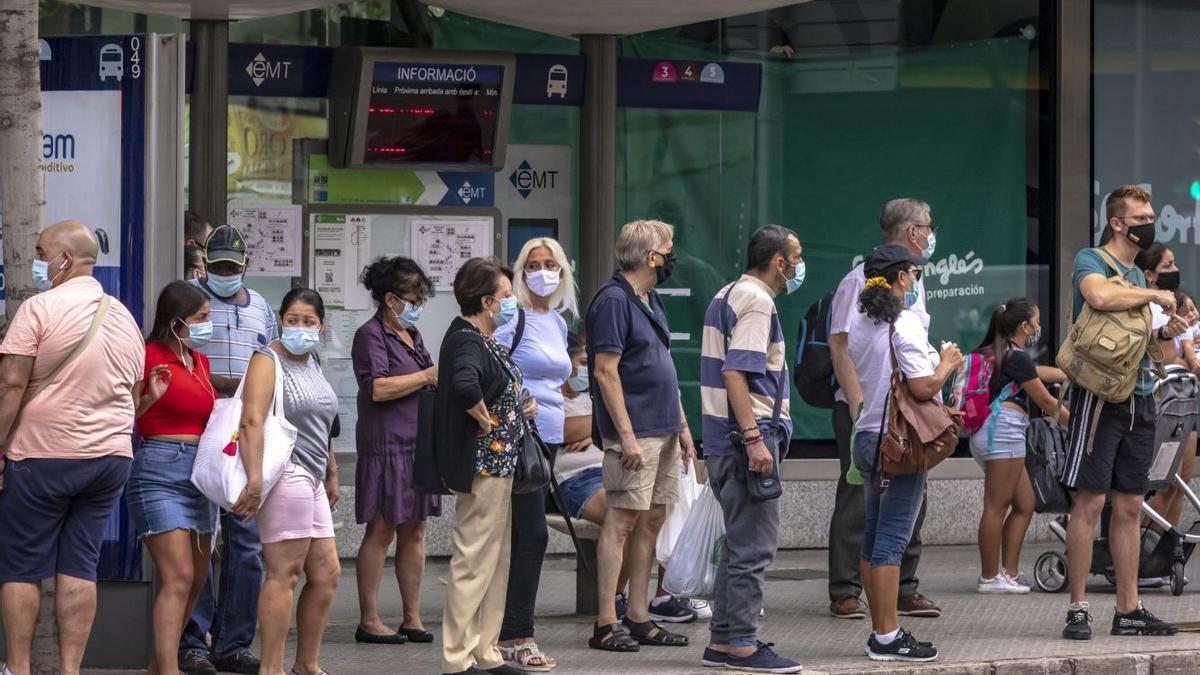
[442,473,514,673]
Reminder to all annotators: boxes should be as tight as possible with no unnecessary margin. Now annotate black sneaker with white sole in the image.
[1063,607,1092,640]
[865,629,938,662]
[1112,603,1179,636]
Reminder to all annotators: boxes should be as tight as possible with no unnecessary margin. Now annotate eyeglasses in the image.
[913,223,938,233]
[906,268,924,281]
[1118,215,1157,225]
[391,292,426,308]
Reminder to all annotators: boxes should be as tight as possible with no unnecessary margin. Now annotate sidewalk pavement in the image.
[88,542,1200,674]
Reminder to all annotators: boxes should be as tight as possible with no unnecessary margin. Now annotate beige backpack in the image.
[1056,248,1163,403]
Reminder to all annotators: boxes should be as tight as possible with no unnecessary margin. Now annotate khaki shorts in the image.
[601,434,681,511]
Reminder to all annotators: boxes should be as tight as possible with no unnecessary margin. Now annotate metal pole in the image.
[1055,0,1091,340]
[189,20,229,225]
[578,34,617,306]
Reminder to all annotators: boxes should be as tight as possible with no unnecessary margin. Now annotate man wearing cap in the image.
[180,224,278,675]
[826,198,943,621]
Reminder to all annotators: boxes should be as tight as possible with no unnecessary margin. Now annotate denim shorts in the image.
[853,430,926,568]
[559,467,603,519]
[127,439,218,538]
[969,407,1029,468]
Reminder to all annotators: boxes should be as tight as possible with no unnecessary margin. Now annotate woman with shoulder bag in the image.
[425,258,536,675]
[492,238,576,671]
[848,245,962,663]
[229,288,341,675]
[127,281,219,675]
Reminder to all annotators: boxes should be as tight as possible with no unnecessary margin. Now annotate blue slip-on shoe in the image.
[702,646,729,667]
[725,641,804,673]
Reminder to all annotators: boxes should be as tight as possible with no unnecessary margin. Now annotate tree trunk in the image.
[0,0,45,321]
[0,4,56,675]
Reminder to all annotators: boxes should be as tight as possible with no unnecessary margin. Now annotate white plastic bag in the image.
[656,463,702,567]
[191,350,297,510]
[663,484,725,597]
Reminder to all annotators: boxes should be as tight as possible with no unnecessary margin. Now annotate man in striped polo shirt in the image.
[698,224,804,674]
[180,224,278,675]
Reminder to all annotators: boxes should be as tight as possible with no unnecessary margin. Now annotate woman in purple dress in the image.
[352,256,441,645]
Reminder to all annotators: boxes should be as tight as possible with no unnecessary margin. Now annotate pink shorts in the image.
[258,463,334,544]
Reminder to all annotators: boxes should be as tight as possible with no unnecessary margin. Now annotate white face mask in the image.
[526,269,561,297]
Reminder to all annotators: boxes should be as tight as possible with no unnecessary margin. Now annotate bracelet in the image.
[742,434,764,444]
[741,426,759,434]
[326,465,339,476]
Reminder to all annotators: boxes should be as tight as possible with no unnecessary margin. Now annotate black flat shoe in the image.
[355,626,409,644]
[398,626,435,643]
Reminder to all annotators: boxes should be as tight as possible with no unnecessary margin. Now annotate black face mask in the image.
[1157,270,1182,291]
[654,251,677,284]
[1125,222,1156,250]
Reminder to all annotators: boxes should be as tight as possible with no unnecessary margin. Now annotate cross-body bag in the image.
[470,329,554,495]
[718,281,784,502]
[9,295,113,435]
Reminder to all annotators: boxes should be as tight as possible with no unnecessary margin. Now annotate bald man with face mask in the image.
[0,220,145,675]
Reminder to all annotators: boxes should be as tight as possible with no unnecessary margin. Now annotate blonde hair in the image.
[615,219,675,271]
[513,237,579,319]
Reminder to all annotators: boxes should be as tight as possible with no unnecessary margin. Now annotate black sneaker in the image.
[179,649,217,675]
[1063,606,1092,640]
[1112,603,1179,636]
[865,629,938,662]
[211,648,261,674]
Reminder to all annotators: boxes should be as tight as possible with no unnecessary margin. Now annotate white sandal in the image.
[499,642,555,671]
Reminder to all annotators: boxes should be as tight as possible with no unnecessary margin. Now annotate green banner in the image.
[307,153,428,205]
[432,12,1032,442]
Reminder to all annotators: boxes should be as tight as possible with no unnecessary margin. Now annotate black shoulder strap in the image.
[509,307,527,355]
[718,281,784,427]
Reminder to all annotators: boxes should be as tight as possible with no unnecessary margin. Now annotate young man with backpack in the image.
[825,198,941,620]
[1060,185,1188,640]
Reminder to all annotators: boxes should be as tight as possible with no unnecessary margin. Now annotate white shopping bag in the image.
[656,463,702,567]
[663,485,726,597]
[191,350,297,510]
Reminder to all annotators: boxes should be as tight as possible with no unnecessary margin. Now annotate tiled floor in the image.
[278,542,1200,673]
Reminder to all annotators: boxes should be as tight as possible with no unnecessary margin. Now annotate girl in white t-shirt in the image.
[849,245,962,664]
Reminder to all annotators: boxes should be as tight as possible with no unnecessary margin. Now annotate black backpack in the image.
[794,291,838,409]
[1025,416,1073,514]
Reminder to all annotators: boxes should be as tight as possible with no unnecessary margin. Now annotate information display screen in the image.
[363,62,503,166]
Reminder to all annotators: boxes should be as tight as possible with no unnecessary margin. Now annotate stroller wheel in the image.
[1035,551,1068,593]
[1172,561,1186,596]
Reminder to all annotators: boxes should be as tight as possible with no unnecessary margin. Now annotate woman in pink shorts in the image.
[231,288,341,675]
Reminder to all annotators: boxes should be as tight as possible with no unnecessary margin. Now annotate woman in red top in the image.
[128,280,219,675]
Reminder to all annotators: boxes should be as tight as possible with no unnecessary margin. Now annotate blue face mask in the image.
[922,231,937,259]
[785,261,806,295]
[904,290,920,308]
[492,295,519,326]
[182,320,213,349]
[393,299,423,328]
[32,253,66,292]
[206,273,243,298]
[281,327,321,355]
[567,366,589,393]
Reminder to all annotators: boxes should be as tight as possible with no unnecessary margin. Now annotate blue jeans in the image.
[179,511,263,656]
[854,431,926,568]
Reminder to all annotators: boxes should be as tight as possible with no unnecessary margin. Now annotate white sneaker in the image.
[682,596,712,620]
[1001,568,1031,589]
[978,574,1030,594]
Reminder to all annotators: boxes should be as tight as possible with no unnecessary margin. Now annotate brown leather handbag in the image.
[878,326,963,477]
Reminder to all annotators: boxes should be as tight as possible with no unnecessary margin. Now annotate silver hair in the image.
[615,219,675,271]
[879,198,931,239]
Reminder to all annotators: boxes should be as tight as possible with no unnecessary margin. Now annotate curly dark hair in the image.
[857,267,906,325]
[360,256,433,306]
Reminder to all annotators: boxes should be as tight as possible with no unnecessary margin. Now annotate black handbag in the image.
[513,419,554,494]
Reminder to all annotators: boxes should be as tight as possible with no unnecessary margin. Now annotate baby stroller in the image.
[1034,364,1200,596]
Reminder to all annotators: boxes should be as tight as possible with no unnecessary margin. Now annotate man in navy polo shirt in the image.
[585,219,696,653]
